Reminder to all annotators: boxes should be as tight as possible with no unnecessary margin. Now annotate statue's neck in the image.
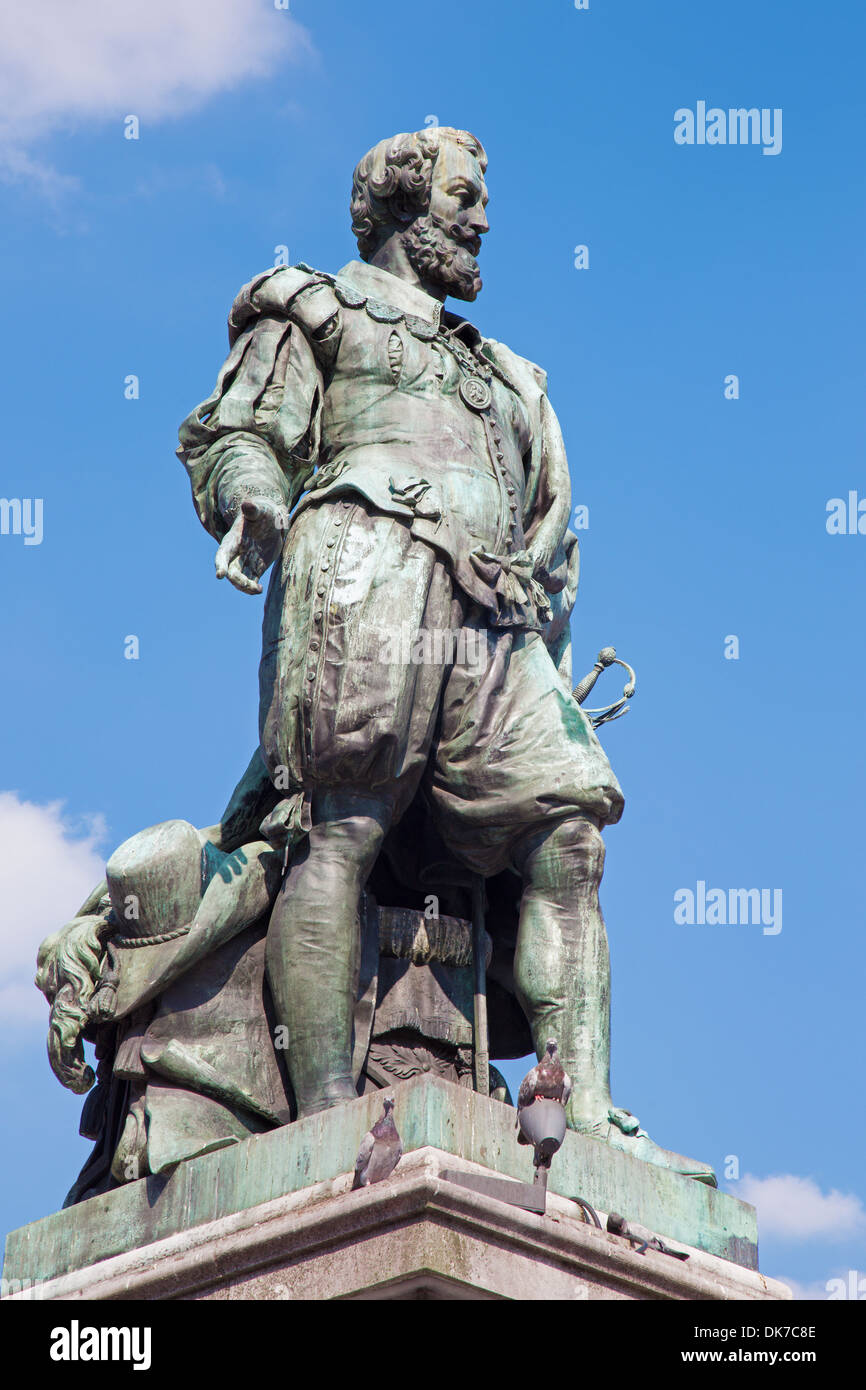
[367,234,447,304]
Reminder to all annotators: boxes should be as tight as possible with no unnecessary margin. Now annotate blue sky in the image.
[1,0,864,1298]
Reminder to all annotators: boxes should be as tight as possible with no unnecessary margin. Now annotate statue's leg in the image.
[512,814,616,1126]
[511,814,717,1181]
[265,790,391,1118]
[259,501,459,1118]
[434,624,716,1180]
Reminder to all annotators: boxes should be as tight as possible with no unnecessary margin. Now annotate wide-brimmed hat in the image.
[105,819,205,1019]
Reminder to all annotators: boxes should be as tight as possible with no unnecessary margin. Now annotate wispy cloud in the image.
[0,0,312,192]
[731,1173,866,1241]
[0,147,81,201]
[0,792,107,1028]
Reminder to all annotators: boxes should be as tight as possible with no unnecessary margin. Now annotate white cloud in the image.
[0,792,107,1027]
[0,0,311,189]
[731,1173,866,1242]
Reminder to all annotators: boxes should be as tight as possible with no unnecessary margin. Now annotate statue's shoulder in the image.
[482,336,549,398]
[228,262,341,343]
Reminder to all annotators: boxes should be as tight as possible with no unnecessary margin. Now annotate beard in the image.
[401,212,482,301]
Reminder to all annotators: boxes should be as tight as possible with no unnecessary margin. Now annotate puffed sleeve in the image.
[177,268,341,542]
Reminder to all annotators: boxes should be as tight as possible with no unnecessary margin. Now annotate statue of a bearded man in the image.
[173,127,715,1183]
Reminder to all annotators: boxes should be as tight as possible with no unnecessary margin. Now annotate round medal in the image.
[459,376,492,412]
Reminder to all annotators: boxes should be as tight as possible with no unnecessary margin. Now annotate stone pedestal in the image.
[3,1076,790,1301]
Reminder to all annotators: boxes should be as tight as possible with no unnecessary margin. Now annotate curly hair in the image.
[350,127,487,261]
[35,914,109,1093]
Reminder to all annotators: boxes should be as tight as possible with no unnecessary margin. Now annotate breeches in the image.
[259,497,624,876]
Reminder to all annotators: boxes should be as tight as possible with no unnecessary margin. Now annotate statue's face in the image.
[401,140,489,301]
[428,141,489,262]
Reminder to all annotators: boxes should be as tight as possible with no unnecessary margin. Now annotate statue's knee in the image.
[555,816,605,875]
[309,790,390,878]
[520,815,605,886]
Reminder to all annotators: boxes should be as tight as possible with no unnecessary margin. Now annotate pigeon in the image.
[352,1096,403,1190]
[606,1212,689,1260]
[517,1039,573,1110]
[516,1039,573,1148]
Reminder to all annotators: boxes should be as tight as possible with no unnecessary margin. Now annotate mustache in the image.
[460,232,483,257]
[429,212,483,258]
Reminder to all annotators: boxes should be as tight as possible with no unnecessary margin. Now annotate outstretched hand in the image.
[215,498,290,595]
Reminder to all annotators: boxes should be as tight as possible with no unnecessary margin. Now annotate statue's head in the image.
[35,915,108,1094]
[350,127,489,301]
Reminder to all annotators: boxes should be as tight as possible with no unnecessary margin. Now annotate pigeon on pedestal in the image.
[352,1096,403,1190]
[517,1039,572,1146]
[607,1212,690,1260]
[517,1038,573,1109]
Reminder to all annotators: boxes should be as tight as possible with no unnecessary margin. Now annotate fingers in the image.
[227,555,262,595]
[215,514,243,580]
[216,531,262,594]
[215,499,286,594]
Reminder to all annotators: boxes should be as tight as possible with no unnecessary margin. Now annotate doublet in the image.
[179,260,624,870]
[179,258,571,630]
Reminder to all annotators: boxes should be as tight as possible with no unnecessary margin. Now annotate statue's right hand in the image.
[215,497,289,595]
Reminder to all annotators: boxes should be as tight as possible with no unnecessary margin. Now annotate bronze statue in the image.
[37,128,716,1199]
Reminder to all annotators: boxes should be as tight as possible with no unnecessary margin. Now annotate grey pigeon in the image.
[516,1038,573,1147]
[352,1096,403,1189]
[607,1212,690,1260]
[517,1038,573,1110]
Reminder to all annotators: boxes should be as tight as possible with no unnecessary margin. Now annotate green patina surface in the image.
[3,1075,757,1287]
